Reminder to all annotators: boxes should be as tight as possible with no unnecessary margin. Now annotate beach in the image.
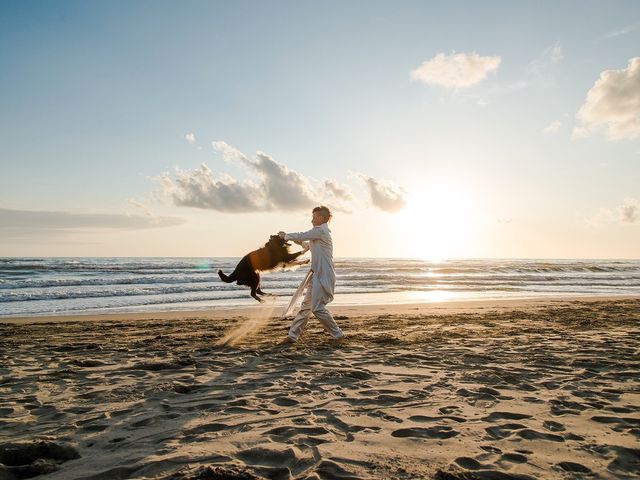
[1,296,639,480]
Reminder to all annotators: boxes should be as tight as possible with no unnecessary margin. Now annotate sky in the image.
[1,0,639,259]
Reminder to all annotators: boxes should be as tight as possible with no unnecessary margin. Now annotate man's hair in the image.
[313,205,332,220]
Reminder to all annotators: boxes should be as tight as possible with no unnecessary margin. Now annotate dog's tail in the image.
[218,269,237,283]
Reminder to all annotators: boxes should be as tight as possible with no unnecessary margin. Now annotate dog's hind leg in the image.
[250,286,265,303]
[257,287,274,296]
[249,272,264,302]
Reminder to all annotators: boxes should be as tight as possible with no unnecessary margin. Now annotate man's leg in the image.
[311,280,344,340]
[287,284,313,341]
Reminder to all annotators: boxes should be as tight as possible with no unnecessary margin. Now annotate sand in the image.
[1,296,639,479]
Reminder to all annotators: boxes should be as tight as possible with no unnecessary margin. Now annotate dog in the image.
[218,235,308,302]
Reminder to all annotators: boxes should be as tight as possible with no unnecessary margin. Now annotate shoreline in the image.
[2,293,639,324]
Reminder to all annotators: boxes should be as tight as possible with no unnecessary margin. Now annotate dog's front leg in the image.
[285,250,307,262]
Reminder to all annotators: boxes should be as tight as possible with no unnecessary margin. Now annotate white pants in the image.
[288,277,343,341]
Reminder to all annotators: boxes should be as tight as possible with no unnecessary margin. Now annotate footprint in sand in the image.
[264,425,332,442]
[236,446,315,478]
[273,396,299,407]
[605,405,637,414]
[516,429,565,442]
[500,452,528,464]
[0,440,80,478]
[590,415,640,433]
[409,415,466,423]
[454,456,483,470]
[482,411,532,422]
[391,425,459,439]
[556,461,592,474]
[607,446,640,475]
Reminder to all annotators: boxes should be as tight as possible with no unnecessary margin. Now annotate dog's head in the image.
[266,234,291,249]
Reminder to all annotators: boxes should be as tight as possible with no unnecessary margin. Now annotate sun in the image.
[391,182,481,261]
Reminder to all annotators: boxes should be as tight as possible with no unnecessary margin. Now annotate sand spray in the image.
[217,299,280,347]
[217,269,311,347]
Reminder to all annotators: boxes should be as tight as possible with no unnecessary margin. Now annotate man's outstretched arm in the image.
[278,227,324,242]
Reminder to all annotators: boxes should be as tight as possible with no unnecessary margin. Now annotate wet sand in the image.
[1,297,639,479]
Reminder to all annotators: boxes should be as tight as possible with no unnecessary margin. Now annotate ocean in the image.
[1,257,639,317]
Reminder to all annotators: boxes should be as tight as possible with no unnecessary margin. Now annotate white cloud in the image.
[212,141,247,162]
[411,52,501,88]
[543,120,562,134]
[322,180,354,213]
[160,142,408,214]
[323,179,353,201]
[159,163,265,212]
[574,57,640,140]
[250,151,317,210]
[599,23,639,40]
[184,132,196,144]
[619,198,640,223]
[357,174,407,213]
[582,198,640,226]
[160,144,327,212]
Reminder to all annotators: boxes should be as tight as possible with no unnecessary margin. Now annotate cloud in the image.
[582,198,640,226]
[249,152,318,210]
[0,208,185,240]
[357,174,407,213]
[411,52,501,88]
[574,57,640,140]
[321,180,354,213]
[158,164,265,212]
[160,144,321,212]
[619,198,640,223]
[184,132,196,144]
[212,141,247,162]
[212,142,317,210]
[323,180,353,201]
[527,42,563,75]
[161,142,406,215]
[599,23,639,40]
[543,120,562,134]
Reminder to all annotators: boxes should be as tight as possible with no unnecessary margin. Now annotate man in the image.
[278,206,345,343]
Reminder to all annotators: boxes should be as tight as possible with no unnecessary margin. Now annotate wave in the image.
[1,257,639,316]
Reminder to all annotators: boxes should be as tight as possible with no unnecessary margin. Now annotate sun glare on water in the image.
[392,183,481,261]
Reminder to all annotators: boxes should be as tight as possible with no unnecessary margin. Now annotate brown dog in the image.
[218,235,307,302]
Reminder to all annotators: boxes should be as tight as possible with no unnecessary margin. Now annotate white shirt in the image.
[284,223,336,297]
